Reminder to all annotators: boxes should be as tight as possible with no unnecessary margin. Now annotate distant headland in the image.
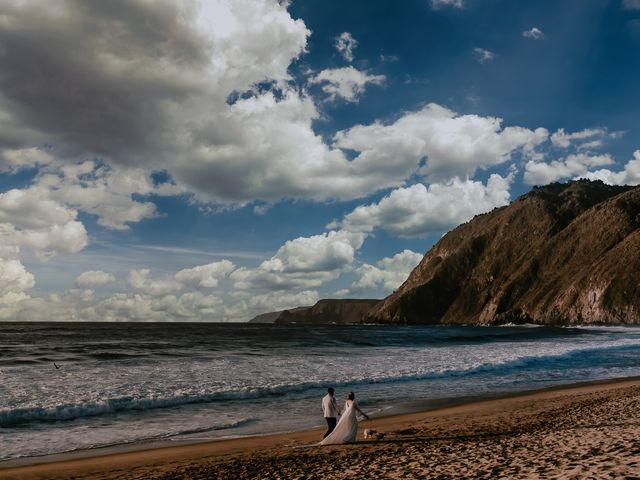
[249,299,379,324]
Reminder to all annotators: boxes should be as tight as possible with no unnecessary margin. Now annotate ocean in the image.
[2,322,640,461]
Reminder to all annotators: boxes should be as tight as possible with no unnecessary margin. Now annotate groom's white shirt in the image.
[322,394,340,418]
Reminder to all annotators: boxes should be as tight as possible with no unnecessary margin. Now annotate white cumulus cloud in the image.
[351,249,423,294]
[474,48,495,63]
[524,153,615,185]
[41,161,181,230]
[175,260,235,288]
[0,188,76,229]
[335,32,358,62]
[75,271,115,289]
[0,186,88,259]
[90,291,225,322]
[580,150,640,186]
[0,147,54,172]
[310,67,385,103]
[127,269,181,297]
[334,103,547,182]
[550,128,619,150]
[341,174,514,237]
[522,27,545,40]
[231,230,365,290]
[0,258,35,295]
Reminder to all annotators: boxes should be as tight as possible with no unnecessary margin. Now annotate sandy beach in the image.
[2,378,639,480]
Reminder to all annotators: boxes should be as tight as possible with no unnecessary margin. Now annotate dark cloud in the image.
[0,0,208,163]
[0,0,325,204]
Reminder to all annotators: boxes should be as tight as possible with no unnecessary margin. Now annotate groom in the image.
[322,387,341,438]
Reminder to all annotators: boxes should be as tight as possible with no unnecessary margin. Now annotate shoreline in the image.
[2,375,639,479]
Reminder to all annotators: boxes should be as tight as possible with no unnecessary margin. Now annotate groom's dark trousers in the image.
[323,417,337,438]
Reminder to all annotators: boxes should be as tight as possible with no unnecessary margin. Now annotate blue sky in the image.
[0,0,639,321]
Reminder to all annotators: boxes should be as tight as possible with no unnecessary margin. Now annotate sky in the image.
[0,0,639,322]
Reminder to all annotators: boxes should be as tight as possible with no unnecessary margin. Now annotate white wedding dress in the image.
[319,399,360,445]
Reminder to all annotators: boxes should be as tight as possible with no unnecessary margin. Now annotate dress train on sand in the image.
[319,400,360,445]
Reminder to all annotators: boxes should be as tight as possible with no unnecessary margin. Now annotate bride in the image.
[320,392,369,445]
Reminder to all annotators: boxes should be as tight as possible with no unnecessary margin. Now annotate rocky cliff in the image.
[249,299,380,324]
[366,180,640,325]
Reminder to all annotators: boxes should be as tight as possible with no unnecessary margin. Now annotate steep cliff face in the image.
[366,180,640,325]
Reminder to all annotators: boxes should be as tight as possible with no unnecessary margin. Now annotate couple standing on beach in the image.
[320,387,369,445]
